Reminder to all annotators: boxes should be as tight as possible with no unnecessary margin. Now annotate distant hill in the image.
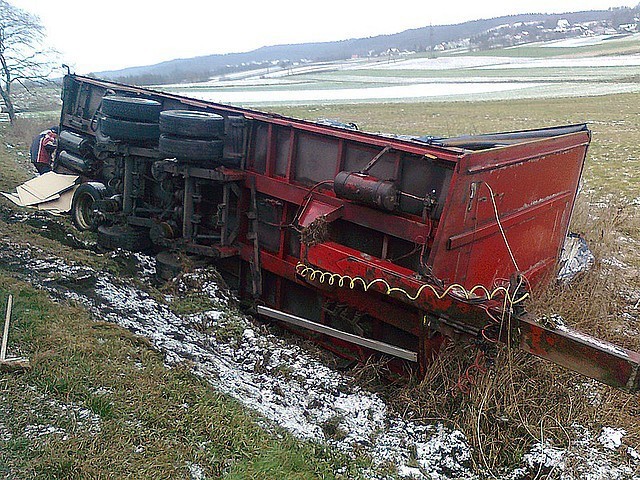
[94,8,638,85]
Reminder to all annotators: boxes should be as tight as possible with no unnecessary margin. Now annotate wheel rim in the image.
[75,192,96,230]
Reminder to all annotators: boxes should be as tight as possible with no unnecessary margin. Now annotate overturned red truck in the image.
[55,74,640,392]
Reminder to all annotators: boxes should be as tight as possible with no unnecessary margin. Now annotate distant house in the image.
[555,19,570,32]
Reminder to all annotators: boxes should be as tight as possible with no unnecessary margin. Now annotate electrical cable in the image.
[483,181,520,272]
[296,263,529,306]
[294,179,531,394]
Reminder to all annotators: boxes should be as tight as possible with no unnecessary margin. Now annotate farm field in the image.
[158,34,640,105]
[272,93,640,201]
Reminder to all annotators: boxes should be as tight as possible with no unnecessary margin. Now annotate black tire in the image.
[102,95,162,122]
[159,110,224,139]
[100,115,160,142]
[155,251,184,281]
[71,182,107,231]
[159,134,224,161]
[97,225,151,251]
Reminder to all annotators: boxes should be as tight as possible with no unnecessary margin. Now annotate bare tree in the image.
[0,1,55,124]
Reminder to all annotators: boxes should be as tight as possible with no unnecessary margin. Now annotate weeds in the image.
[273,94,640,472]
[321,415,348,442]
[383,195,640,472]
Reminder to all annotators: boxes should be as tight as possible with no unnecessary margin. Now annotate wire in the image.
[292,180,334,222]
[295,180,532,396]
[483,182,520,272]
[454,350,488,394]
[296,263,529,306]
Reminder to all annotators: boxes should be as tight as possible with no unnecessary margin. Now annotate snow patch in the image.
[524,442,566,471]
[598,427,625,451]
[187,462,206,480]
[0,422,12,442]
[24,424,68,440]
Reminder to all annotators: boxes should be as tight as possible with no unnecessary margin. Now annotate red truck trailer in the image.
[55,74,640,392]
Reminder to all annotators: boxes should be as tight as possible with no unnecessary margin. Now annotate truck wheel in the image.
[159,110,224,139]
[102,95,162,122]
[155,251,184,281]
[159,134,224,161]
[100,116,160,142]
[71,182,107,231]
[97,225,151,251]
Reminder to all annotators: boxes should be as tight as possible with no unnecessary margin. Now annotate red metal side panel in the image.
[428,132,590,289]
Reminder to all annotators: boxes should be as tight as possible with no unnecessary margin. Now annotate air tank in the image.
[333,171,398,212]
[56,150,88,173]
[58,130,92,156]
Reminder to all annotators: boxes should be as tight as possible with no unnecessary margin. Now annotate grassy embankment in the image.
[276,94,640,470]
[0,119,354,479]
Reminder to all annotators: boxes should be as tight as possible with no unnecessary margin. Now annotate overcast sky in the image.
[8,0,640,74]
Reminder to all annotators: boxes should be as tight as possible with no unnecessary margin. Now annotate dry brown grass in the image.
[0,116,58,191]
[393,344,576,469]
[384,194,640,472]
[531,195,640,350]
[3,116,57,149]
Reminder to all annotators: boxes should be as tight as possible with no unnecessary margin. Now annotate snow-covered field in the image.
[541,33,640,48]
[169,81,640,105]
[345,55,640,71]
[180,81,542,104]
[161,46,640,105]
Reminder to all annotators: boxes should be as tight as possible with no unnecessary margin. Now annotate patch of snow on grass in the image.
[187,462,206,480]
[598,427,625,450]
[1,246,474,479]
[524,441,565,471]
[23,424,68,440]
[90,272,476,478]
[0,422,12,442]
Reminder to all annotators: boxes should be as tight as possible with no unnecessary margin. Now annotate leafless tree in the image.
[0,1,56,124]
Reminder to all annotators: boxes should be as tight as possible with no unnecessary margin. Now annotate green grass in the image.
[460,36,640,58]
[324,66,640,81]
[0,275,352,479]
